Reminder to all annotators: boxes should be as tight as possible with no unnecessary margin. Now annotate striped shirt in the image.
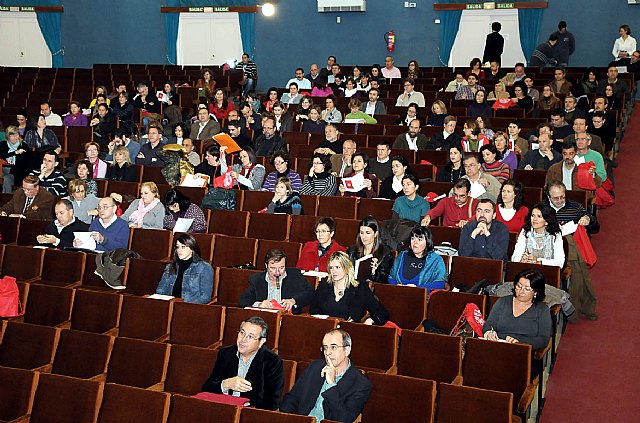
[31,169,68,197]
[240,61,258,78]
[300,174,337,196]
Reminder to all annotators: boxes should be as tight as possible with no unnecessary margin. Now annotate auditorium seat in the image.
[357,197,394,221]
[435,383,515,423]
[299,194,318,215]
[426,290,486,333]
[171,231,215,262]
[169,302,224,348]
[397,330,463,384]
[1,245,44,282]
[28,373,101,423]
[0,215,20,244]
[361,372,436,423]
[97,383,170,423]
[106,337,170,389]
[117,295,173,342]
[141,165,168,185]
[164,344,219,395]
[34,248,86,287]
[167,394,241,423]
[256,240,302,270]
[372,283,426,330]
[215,267,259,307]
[278,314,338,362]
[449,256,504,289]
[288,214,319,244]
[51,329,112,380]
[416,150,450,167]
[122,257,168,296]
[222,307,281,352]
[174,186,207,206]
[242,190,274,212]
[79,252,114,291]
[105,180,140,200]
[247,212,290,241]
[65,126,94,153]
[513,169,548,188]
[240,407,315,423]
[0,365,37,422]
[332,217,362,248]
[70,289,122,334]
[22,284,74,328]
[129,227,173,260]
[212,235,257,267]
[0,321,58,371]
[282,359,297,398]
[317,195,358,219]
[339,321,398,373]
[522,187,543,209]
[209,209,250,237]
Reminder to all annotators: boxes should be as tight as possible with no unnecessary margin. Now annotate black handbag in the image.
[201,187,236,211]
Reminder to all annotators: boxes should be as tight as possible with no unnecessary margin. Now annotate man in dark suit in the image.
[0,174,54,219]
[254,117,286,157]
[392,119,429,151]
[36,199,89,248]
[427,116,462,150]
[190,107,221,141]
[201,316,284,410]
[482,22,504,65]
[280,328,372,422]
[239,249,314,314]
[360,88,386,117]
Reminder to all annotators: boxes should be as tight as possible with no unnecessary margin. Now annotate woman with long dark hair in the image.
[512,202,564,267]
[163,189,207,233]
[495,179,528,233]
[347,216,394,283]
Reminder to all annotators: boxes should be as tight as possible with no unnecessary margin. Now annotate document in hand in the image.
[341,173,365,192]
[354,254,373,283]
[73,232,97,251]
[213,133,242,154]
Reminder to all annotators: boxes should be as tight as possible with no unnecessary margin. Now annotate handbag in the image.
[576,162,597,190]
[573,225,597,267]
[0,276,24,317]
[213,168,235,189]
[202,187,236,211]
[450,303,485,357]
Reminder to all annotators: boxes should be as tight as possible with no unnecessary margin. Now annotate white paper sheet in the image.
[341,173,365,192]
[180,173,207,187]
[148,294,175,300]
[173,218,194,233]
[561,221,578,236]
[73,232,97,251]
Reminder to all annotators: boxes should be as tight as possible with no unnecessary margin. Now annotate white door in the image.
[449,9,526,68]
[0,12,51,67]
[177,13,243,66]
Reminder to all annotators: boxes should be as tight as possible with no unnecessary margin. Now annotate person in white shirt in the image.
[286,68,311,90]
[381,56,402,79]
[281,83,303,105]
[40,101,62,126]
[612,24,637,60]
[395,78,426,107]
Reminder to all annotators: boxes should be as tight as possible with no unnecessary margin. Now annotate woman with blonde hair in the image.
[64,178,100,224]
[105,146,138,182]
[427,100,447,126]
[310,251,389,325]
[122,181,165,229]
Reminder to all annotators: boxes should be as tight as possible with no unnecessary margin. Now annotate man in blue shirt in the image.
[459,199,509,262]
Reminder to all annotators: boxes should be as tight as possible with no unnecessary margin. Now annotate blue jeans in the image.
[243,78,256,97]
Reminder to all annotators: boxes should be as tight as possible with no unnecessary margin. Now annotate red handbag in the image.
[595,179,615,209]
[213,168,235,189]
[576,162,597,190]
[0,276,24,317]
[573,225,597,267]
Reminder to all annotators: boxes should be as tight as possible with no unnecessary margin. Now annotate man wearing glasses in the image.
[239,249,314,314]
[202,316,283,410]
[75,196,130,252]
[0,174,55,219]
[281,328,371,422]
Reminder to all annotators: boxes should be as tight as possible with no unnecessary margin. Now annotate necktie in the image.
[23,196,33,214]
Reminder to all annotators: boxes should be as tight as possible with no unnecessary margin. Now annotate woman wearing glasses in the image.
[122,181,165,229]
[310,251,389,325]
[155,233,214,304]
[297,217,346,273]
[511,203,565,267]
[261,150,302,192]
[64,179,100,224]
[483,269,552,350]
[299,153,337,197]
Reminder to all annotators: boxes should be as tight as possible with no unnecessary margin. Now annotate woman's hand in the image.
[505,336,519,344]
[363,179,372,190]
[484,330,499,341]
[16,149,25,155]
[219,145,228,155]
[338,184,346,195]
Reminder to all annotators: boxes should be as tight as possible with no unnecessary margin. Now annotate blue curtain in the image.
[0,0,63,67]
[437,0,466,66]
[518,7,544,63]
[165,0,257,65]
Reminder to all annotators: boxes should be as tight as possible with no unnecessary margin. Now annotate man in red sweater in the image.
[420,179,478,228]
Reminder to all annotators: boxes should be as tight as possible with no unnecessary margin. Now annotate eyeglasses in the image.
[550,195,565,201]
[97,205,116,210]
[273,160,286,166]
[321,345,347,353]
[463,164,478,169]
[238,329,262,342]
[315,229,331,234]
[515,284,533,293]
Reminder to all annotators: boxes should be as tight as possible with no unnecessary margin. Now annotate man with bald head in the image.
[575,132,606,182]
[330,139,356,177]
[519,133,561,170]
[562,115,604,156]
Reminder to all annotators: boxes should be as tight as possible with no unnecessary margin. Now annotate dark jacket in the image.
[201,344,284,410]
[254,134,286,157]
[459,219,510,262]
[105,163,139,182]
[427,131,461,151]
[41,218,89,248]
[238,267,314,314]
[280,359,372,423]
[347,244,394,284]
[483,31,505,64]
[310,280,389,325]
[0,187,55,219]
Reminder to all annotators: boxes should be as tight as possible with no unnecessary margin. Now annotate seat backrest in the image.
[357,198,394,221]
[118,295,172,341]
[106,337,170,388]
[0,322,58,370]
[169,302,224,348]
[174,186,207,206]
[1,245,44,282]
[222,307,281,351]
[215,267,259,306]
[208,209,249,237]
[123,258,169,296]
[40,249,86,285]
[449,256,504,288]
[317,195,358,219]
[129,227,173,260]
[0,365,38,421]
[23,284,74,327]
[288,214,319,243]
[299,194,318,216]
[247,212,290,241]
[0,215,20,244]
[167,394,240,423]
[242,190,274,212]
[506,261,561,289]
[426,290,486,333]
[256,240,302,270]
[17,219,52,246]
[398,330,462,383]
[29,373,101,423]
[362,372,436,423]
[80,252,115,290]
[164,344,219,395]
[97,383,170,423]
[332,217,361,248]
[240,407,315,423]
[52,329,112,379]
[339,321,397,373]
[282,359,297,399]
[372,283,426,330]
[430,226,462,250]
[70,289,122,333]
[212,235,257,267]
[105,180,140,199]
[173,232,215,262]
[435,383,513,423]
[278,314,338,362]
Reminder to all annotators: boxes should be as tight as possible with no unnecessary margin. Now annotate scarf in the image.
[277,168,291,179]
[525,230,556,261]
[129,198,160,228]
[6,140,20,165]
[91,159,99,178]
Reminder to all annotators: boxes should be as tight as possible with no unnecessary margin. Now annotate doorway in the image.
[177,13,243,66]
[0,12,52,67]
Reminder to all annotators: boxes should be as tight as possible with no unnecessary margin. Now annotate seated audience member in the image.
[297,217,346,273]
[300,153,338,196]
[122,181,165,229]
[395,102,421,126]
[396,78,426,107]
[266,177,303,215]
[75,159,99,196]
[380,155,410,200]
[512,203,565,267]
[467,90,492,117]
[260,87,280,113]
[345,99,377,124]
[0,175,55,219]
[0,125,29,192]
[596,65,629,97]
[590,111,616,155]
[136,124,166,166]
[426,100,446,127]
[510,81,534,110]
[322,95,342,124]
[311,78,334,97]
[342,78,361,99]
[209,89,235,121]
[428,115,461,150]
[254,117,286,157]
[406,60,420,79]
[311,251,389,325]
[220,146,266,191]
[168,122,189,145]
[496,180,528,233]
[226,121,252,151]
[392,174,429,223]
[444,71,468,92]
[459,199,510,261]
[545,180,593,228]
[506,120,529,156]
[88,85,109,108]
[272,102,293,135]
[519,133,561,171]
[381,55,402,79]
[466,57,485,79]
[262,150,302,192]
[107,129,140,162]
[24,114,61,154]
[281,328,372,422]
[330,140,356,178]
[460,119,490,152]
[15,108,31,136]
[493,131,518,171]
[162,189,207,233]
[196,68,216,100]
[500,62,527,86]
[393,119,428,151]
[90,103,116,143]
[388,225,447,291]
[294,96,313,121]
[487,81,510,102]
[63,100,88,127]
[202,316,284,410]
[347,216,394,284]
[64,179,100,225]
[281,82,303,105]
[455,74,485,101]
[239,249,314,314]
[575,132,607,183]
[301,105,327,134]
[475,115,495,141]
[368,141,393,181]
[361,88,386,116]
[480,144,510,183]
[30,151,67,197]
[338,153,377,199]
[545,140,600,194]
[550,67,572,94]
[438,144,466,183]
[155,233,214,303]
[194,144,223,186]
[483,269,552,350]
[84,142,107,179]
[36,199,89,248]
[111,92,134,135]
[458,153,501,202]
[191,107,221,141]
[78,196,130,253]
[421,178,478,228]
[538,85,561,111]
[105,146,139,182]
[485,60,506,81]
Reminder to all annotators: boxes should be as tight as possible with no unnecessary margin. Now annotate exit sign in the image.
[466,3,483,9]
[496,2,515,8]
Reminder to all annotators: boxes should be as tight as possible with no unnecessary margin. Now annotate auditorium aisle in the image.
[540,106,640,422]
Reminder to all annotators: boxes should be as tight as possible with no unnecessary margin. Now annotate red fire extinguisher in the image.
[384,31,395,52]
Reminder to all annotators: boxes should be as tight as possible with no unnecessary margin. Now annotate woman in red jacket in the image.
[296,217,346,273]
[496,179,529,233]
